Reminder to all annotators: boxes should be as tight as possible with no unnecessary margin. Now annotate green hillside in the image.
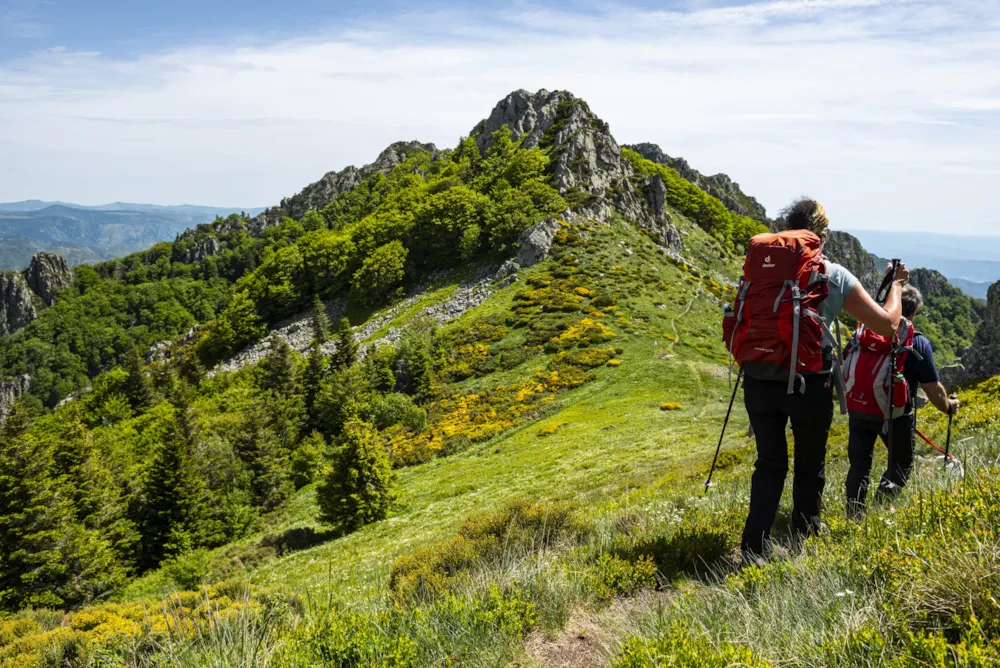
[0,90,997,667]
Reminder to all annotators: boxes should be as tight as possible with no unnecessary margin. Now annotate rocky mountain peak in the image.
[26,252,72,306]
[473,89,629,196]
[471,89,681,251]
[624,142,769,223]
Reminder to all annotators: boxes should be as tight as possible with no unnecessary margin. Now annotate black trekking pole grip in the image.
[945,393,958,464]
[875,259,901,306]
[705,370,743,494]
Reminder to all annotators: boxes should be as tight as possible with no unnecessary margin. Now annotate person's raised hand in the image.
[888,262,910,286]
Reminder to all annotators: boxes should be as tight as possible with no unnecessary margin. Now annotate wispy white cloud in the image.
[0,0,998,233]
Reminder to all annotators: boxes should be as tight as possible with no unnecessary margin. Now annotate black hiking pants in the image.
[741,374,834,557]
[846,413,914,517]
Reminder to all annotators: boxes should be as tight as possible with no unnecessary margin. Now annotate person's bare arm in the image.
[922,381,959,415]
[843,263,908,338]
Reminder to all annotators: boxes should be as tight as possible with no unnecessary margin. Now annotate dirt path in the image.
[668,289,699,354]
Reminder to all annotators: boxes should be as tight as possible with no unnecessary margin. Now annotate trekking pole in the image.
[705,369,743,494]
[944,394,957,466]
[875,259,901,306]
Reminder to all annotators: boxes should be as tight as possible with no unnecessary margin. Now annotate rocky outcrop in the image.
[26,252,72,306]
[514,219,562,268]
[0,272,37,335]
[0,374,30,424]
[474,90,629,195]
[938,364,969,389]
[823,231,882,294]
[471,90,681,252]
[625,142,769,223]
[183,235,220,263]
[961,280,1000,381]
[260,141,437,226]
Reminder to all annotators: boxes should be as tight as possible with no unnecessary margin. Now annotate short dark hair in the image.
[902,285,922,318]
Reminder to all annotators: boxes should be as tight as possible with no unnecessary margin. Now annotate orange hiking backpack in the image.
[723,230,842,399]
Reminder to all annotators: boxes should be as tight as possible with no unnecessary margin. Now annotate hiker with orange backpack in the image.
[723,198,907,562]
[843,284,960,517]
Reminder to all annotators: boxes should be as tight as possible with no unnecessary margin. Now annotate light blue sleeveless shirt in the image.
[820,261,859,324]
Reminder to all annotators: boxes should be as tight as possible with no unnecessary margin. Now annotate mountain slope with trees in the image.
[0,89,996,668]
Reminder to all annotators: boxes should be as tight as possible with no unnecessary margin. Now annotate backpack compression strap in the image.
[787,286,803,395]
[806,309,848,415]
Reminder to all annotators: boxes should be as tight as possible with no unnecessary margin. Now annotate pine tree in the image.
[0,404,126,610]
[303,342,329,430]
[363,344,396,394]
[49,405,137,564]
[331,318,358,371]
[317,420,396,533]
[246,427,293,510]
[123,345,155,410]
[312,294,331,345]
[259,335,299,397]
[138,386,211,568]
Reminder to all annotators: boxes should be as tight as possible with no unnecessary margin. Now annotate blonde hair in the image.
[783,198,830,243]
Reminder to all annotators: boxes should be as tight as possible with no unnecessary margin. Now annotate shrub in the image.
[161,549,213,590]
[607,520,736,583]
[389,500,589,601]
[615,620,765,668]
[584,554,658,599]
[538,421,568,437]
[317,420,397,533]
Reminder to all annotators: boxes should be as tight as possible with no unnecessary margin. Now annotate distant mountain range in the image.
[841,228,1000,300]
[0,201,266,269]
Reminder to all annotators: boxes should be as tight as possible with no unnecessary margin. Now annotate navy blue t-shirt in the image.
[904,333,939,407]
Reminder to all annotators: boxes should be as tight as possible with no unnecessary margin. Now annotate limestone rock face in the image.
[514,219,562,269]
[823,231,882,294]
[0,272,37,335]
[0,374,30,424]
[473,89,629,196]
[184,235,220,263]
[962,280,1000,381]
[26,252,72,306]
[472,90,681,252]
[625,142,769,223]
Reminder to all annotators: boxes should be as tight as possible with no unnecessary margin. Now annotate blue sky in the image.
[2,0,999,233]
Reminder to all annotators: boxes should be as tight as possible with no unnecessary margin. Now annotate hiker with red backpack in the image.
[844,284,959,516]
[723,198,907,562]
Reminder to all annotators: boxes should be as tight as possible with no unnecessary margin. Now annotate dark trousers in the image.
[846,413,914,517]
[741,374,834,557]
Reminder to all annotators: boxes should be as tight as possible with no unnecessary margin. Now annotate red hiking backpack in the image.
[843,320,919,426]
[722,230,838,395]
